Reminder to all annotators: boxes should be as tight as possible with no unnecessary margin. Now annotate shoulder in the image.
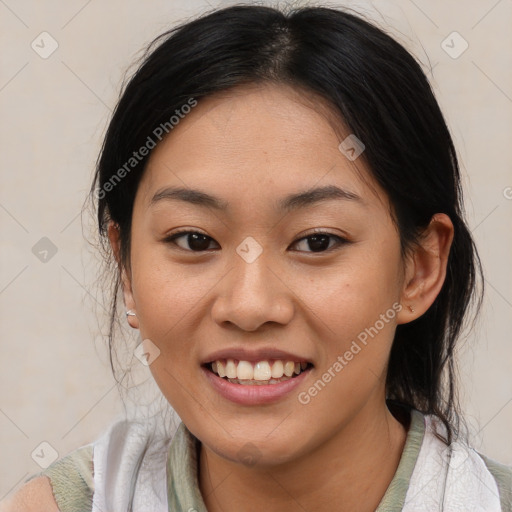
[0,476,59,512]
[477,452,512,511]
[0,444,94,512]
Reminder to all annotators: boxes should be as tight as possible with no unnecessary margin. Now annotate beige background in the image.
[1,0,511,499]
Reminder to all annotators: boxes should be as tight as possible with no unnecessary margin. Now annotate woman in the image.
[3,4,511,511]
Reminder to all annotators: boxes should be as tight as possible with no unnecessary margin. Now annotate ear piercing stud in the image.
[408,305,415,313]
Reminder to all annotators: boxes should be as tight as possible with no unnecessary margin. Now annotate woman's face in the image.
[120,83,410,466]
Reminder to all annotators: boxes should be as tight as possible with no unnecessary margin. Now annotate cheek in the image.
[301,281,399,424]
[130,250,211,339]
[301,244,402,381]
[129,252,206,411]
[303,246,402,330]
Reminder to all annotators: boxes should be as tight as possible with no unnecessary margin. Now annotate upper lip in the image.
[202,347,312,365]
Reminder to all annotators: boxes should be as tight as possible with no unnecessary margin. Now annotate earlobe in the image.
[396,213,454,324]
[107,221,140,330]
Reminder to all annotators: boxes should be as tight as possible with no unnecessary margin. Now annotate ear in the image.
[396,213,454,324]
[107,220,139,330]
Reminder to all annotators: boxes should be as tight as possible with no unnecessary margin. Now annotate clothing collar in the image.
[166,407,426,511]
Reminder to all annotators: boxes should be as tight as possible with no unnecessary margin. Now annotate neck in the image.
[199,399,408,512]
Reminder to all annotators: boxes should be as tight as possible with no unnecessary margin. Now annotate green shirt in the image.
[26,408,512,511]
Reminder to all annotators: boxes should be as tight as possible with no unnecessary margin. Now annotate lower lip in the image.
[202,366,312,405]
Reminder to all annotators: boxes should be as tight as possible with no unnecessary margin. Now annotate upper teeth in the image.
[211,359,308,380]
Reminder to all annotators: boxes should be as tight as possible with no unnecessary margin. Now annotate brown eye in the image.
[163,230,348,254]
[164,231,219,252]
[291,232,347,253]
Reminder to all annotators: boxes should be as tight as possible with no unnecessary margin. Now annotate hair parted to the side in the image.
[86,4,483,445]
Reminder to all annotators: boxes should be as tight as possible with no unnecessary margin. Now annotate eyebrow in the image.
[149,184,361,212]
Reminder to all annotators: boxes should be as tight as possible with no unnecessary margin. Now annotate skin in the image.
[0,477,59,512]
[108,83,453,512]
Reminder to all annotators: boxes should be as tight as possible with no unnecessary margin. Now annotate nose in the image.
[210,248,295,332]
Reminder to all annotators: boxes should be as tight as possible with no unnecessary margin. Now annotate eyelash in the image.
[162,229,349,254]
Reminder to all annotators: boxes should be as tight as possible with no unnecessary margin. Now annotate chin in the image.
[199,423,311,469]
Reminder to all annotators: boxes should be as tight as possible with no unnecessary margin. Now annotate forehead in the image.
[136,83,386,213]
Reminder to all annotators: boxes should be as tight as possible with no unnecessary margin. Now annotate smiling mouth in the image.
[204,358,314,385]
